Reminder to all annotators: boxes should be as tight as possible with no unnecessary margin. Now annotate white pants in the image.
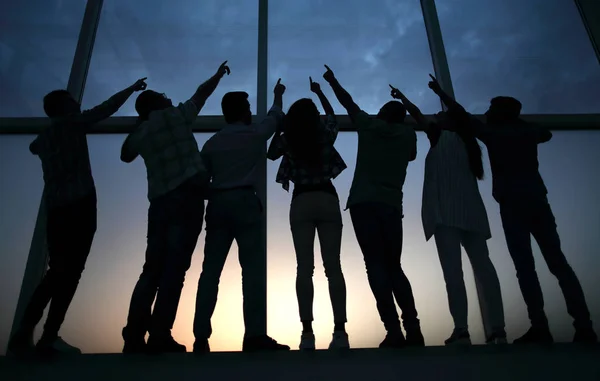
[434,225,505,331]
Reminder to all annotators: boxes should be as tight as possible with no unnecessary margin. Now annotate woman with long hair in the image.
[390,77,506,346]
[267,77,348,351]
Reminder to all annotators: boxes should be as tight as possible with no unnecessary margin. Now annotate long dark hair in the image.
[442,110,484,180]
[284,98,322,167]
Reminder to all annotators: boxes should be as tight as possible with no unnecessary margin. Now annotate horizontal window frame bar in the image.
[0,114,599,135]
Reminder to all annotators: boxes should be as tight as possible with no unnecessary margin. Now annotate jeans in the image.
[193,188,266,339]
[349,202,420,332]
[433,225,505,331]
[500,196,591,329]
[19,192,97,339]
[290,191,347,324]
[123,175,206,341]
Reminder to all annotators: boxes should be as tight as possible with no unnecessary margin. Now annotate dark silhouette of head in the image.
[135,90,173,121]
[222,91,252,125]
[284,98,322,167]
[377,101,406,124]
[437,110,484,180]
[43,90,81,118]
[485,96,522,125]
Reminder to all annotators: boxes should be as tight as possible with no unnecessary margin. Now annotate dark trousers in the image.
[349,202,420,332]
[123,175,206,341]
[500,196,591,329]
[19,192,97,340]
[194,188,266,340]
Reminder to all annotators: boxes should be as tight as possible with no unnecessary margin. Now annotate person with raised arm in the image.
[193,79,290,354]
[267,77,349,351]
[8,78,147,357]
[323,65,424,348]
[120,61,230,354]
[422,79,597,345]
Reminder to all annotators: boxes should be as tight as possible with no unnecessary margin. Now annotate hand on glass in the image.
[217,61,231,78]
[131,77,148,91]
[323,64,335,83]
[389,84,404,99]
[309,77,321,93]
[274,78,286,96]
[428,74,442,93]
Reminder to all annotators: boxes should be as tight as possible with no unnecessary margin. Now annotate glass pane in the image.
[436,0,600,114]
[267,131,600,348]
[268,0,439,115]
[83,0,258,117]
[0,136,44,355]
[0,1,85,117]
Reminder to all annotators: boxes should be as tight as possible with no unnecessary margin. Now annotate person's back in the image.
[348,112,416,212]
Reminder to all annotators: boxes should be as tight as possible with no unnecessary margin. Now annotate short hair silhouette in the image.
[377,100,406,124]
[490,96,522,120]
[222,91,250,124]
[43,90,75,118]
[135,90,171,121]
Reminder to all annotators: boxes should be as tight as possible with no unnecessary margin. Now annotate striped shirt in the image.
[30,94,129,209]
[123,99,207,200]
[267,114,347,192]
[421,130,491,241]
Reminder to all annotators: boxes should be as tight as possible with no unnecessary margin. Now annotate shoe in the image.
[486,328,508,345]
[193,338,211,354]
[444,329,471,346]
[123,339,147,354]
[146,335,187,354]
[513,326,553,345]
[36,337,82,356]
[379,331,406,349]
[328,331,350,350]
[242,335,290,352]
[7,329,35,357]
[573,328,598,344]
[299,332,316,351]
[405,328,425,347]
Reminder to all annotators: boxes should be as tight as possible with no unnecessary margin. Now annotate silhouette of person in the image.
[192,79,290,354]
[439,93,597,344]
[119,62,230,354]
[323,65,424,348]
[7,78,147,357]
[266,77,349,350]
[390,76,507,345]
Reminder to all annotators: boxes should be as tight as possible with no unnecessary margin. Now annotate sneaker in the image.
[7,329,35,357]
[444,329,471,346]
[123,339,147,354]
[513,326,553,345]
[328,331,350,350]
[405,328,425,347]
[242,335,290,352]
[193,338,211,354]
[299,332,316,351]
[573,328,598,344]
[379,331,406,349]
[146,335,187,354]
[36,337,82,356]
[486,329,508,345]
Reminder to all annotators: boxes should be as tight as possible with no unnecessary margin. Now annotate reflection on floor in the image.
[1,344,598,381]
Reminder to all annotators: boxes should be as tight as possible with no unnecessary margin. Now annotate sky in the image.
[0,0,599,354]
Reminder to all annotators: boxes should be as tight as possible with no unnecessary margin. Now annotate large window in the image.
[0,1,85,117]
[436,0,600,114]
[267,131,600,347]
[267,0,440,115]
[83,0,258,116]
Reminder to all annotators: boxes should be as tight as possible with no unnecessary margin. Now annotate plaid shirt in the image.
[31,95,129,209]
[123,99,207,200]
[267,114,347,192]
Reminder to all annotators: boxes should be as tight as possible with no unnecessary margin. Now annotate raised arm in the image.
[258,79,286,140]
[322,65,361,120]
[310,77,339,143]
[78,78,147,127]
[389,84,429,129]
[190,61,230,114]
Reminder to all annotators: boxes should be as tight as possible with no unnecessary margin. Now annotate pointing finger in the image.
[324,64,331,71]
[277,78,281,85]
[309,76,313,83]
[140,77,148,81]
[429,73,437,81]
